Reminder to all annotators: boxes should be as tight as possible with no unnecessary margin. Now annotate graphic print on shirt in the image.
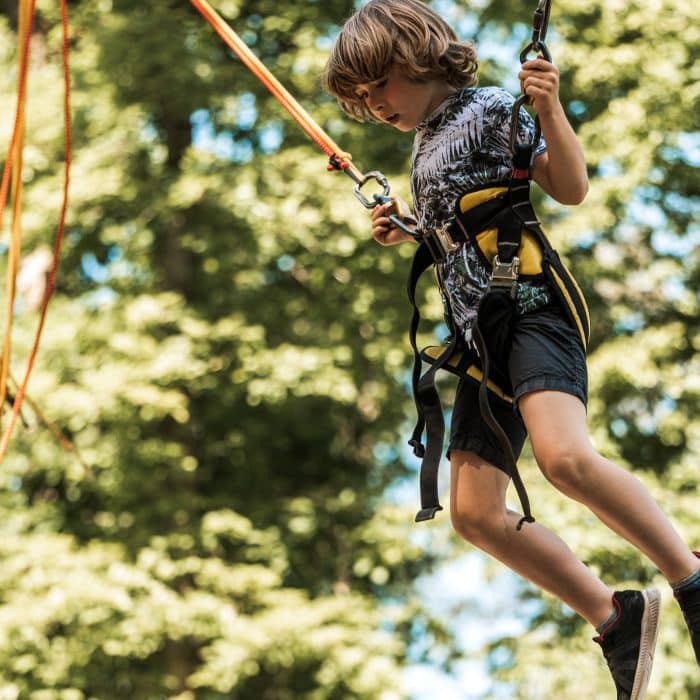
[410,86,551,342]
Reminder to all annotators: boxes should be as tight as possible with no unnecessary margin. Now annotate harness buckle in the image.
[489,255,520,297]
[425,223,460,261]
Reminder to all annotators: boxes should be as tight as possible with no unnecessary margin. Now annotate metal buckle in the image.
[489,255,520,297]
[425,223,460,261]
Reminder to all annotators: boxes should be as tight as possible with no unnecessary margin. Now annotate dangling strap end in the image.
[408,437,425,458]
[415,505,443,522]
[516,515,536,531]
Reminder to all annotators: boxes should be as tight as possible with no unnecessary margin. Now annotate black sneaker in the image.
[674,552,700,665]
[593,588,661,700]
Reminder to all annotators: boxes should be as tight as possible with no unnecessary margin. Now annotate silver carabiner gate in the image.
[348,169,419,239]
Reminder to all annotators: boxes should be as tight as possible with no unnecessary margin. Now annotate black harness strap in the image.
[407,241,456,520]
[407,150,540,526]
[472,324,534,529]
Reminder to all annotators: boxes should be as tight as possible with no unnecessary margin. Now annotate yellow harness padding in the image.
[457,184,590,349]
[458,186,543,276]
[548,263,591,348]
[421,345,514,403]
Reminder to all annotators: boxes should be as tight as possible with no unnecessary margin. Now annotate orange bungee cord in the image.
[0,0,72,462]
[0,0,34,415]
[189,0,415,233]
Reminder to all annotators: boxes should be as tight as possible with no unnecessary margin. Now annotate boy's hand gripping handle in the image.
[374,194,418,237]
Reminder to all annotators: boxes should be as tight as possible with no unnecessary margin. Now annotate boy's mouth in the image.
[386,113,399,124]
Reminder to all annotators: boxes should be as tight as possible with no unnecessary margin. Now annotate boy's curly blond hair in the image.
[323,0,478,122]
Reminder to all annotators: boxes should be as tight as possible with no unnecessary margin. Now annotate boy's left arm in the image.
[519,58,588,205]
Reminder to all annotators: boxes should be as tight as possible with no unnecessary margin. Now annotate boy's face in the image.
[354,66,457,131]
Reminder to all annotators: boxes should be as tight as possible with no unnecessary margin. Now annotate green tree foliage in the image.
[0,1,442,697]
[0,0,697,698]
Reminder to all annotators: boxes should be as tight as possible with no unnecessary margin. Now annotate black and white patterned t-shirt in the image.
[410,86,552,342]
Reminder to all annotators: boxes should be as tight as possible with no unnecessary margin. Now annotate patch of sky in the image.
[661,132,700,167]
[652,225,699,258]
[405,552,541,700]
[240,29,257,48]
[574,228,598,248]
[259,122,284,152]
[627,199,665,229]
[610,418,628,438]
[276,254,295,272]
[246,14,262,29]
[191,95,284,160]
[315,34,334,51]
[82,287,119,308]
[666,191,696,216]
[191,107,253,163]
[613,395,677,437]
[625,187,700,258]
[80,249,120,307]
[431,0,479,38]
[81,247,120,284]
[139,119,159,143]
[662,276,686,302]
[235,93,258,129]
[6,475,22,492]
[598,157,624,178]
[568,99,588,118]
[613,311,644,334]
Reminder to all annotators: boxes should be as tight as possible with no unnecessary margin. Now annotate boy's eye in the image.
[354,77,387,101]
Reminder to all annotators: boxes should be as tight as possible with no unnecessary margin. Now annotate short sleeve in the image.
[481,88,547,162]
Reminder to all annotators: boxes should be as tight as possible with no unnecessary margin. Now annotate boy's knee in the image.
[536,446,589,494]
[450,503,507,546]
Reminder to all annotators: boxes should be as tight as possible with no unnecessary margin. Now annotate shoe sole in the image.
[631,587,661,700]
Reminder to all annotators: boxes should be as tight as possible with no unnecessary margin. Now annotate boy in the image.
[323,1,700,698]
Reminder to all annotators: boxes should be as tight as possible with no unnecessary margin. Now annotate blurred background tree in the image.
[0,0,696,698]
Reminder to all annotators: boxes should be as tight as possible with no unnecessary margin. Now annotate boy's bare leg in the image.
[518,390,700,584]
[450,451,615,626]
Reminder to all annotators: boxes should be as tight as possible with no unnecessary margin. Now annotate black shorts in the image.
[448,305,588,474]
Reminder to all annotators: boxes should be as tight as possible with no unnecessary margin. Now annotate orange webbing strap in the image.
[0,0,34,413]
[189,0,362,180]
[0,0,71,462]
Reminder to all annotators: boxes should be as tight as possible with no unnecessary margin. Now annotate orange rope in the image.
[8,371,92,477]
[0,0,34,413]
[0,0,71,462]
[189,0,363,181]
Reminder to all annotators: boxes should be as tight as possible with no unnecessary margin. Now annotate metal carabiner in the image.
[510,0,553,155]
[531,0,551,47]
[349,169,390,208]
[346,169,420,239]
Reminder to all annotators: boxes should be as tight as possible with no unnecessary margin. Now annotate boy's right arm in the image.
[370,201,417,246]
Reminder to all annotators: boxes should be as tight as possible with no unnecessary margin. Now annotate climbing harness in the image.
[0,0,72,463]
[407,0,590,526]
[190,0,416,235]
